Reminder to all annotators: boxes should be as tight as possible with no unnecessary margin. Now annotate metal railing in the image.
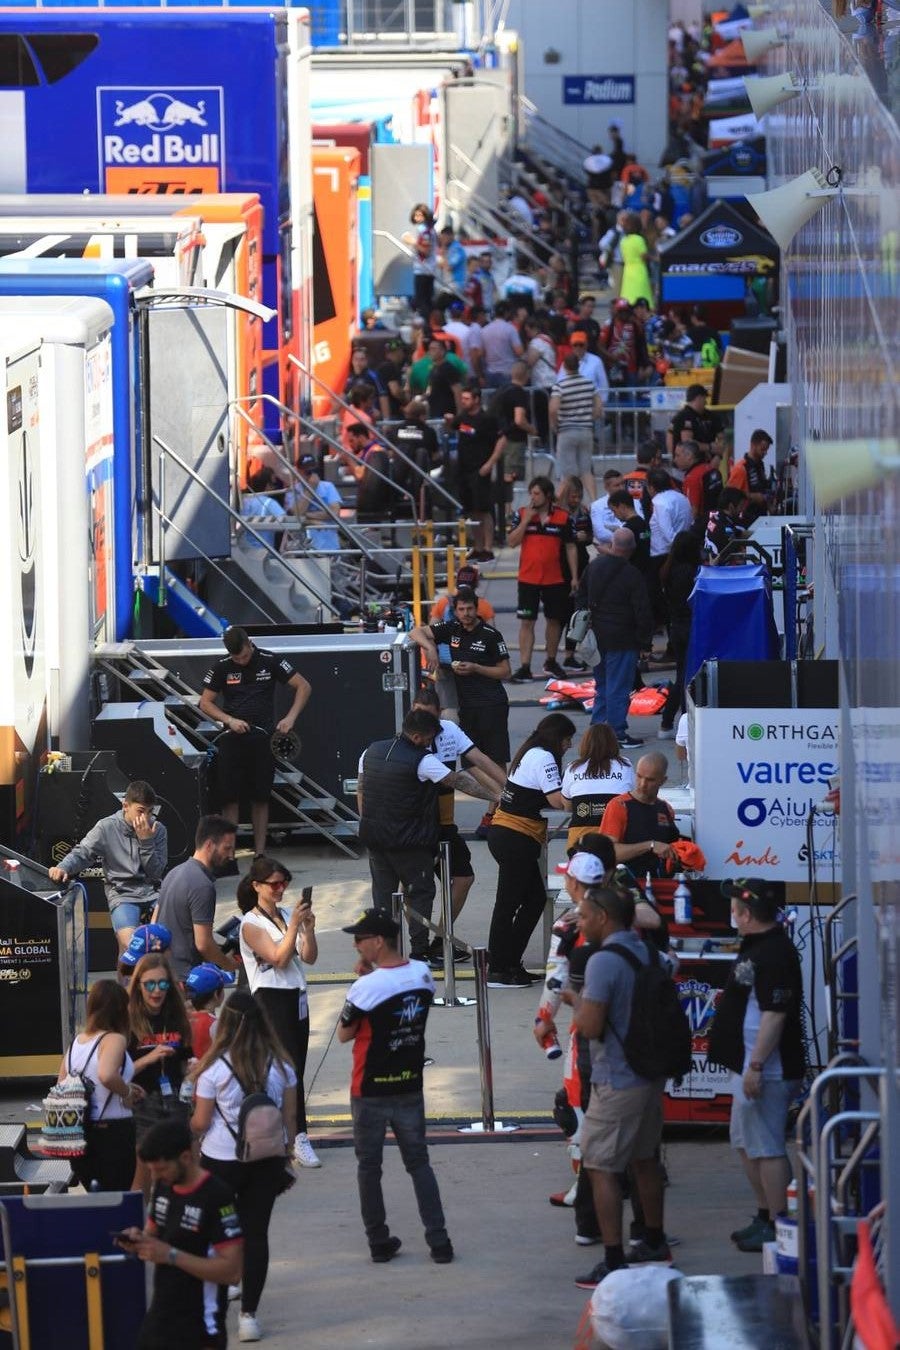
[518,96,591,187]
[794,1057,886,1350]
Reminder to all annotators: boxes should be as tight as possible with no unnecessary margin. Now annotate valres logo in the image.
[98,88,225,192]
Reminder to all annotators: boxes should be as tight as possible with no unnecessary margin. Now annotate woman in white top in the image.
[237,855,319,1169]
[487,713,576,987]
[192,989,297,1345]
[561,722,636,851]
[58,979,144,1191]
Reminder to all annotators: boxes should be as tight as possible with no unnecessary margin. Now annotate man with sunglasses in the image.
[49,780,168,957]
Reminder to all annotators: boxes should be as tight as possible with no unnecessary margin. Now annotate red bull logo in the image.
[98,87,224,193]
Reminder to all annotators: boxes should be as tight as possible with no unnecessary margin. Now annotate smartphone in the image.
[300,886,313,909]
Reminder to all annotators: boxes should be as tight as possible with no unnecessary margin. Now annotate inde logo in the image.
[97,87,225,194]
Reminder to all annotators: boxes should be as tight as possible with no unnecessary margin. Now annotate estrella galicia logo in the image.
[97,87,225,175]
[700,226,744,249]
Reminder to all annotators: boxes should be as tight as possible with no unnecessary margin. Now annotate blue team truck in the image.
[0,7,314,414]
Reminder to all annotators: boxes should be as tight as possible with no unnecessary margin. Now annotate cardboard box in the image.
[716,346,769,405]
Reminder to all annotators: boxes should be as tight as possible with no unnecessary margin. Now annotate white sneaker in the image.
[294,1132,322,1168]
[228,1283,241,1302]
[238,1312,262,1342]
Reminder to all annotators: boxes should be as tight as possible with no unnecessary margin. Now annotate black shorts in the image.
[517,581,572,624]
[436,825,474,879]
[458,704,510,765]
[214,728,276,803]
[459,469,493,515]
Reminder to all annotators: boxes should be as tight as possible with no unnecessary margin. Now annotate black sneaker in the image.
[430,1241,454,1264]
[618,735,644,749]
[370,1236,402,1263]
[626,1238,673,1263]
[542,658,566,679]
[486,968,533,988]
[562,655,589,672]
[574,1260,617,1289]
[508,665,534,683]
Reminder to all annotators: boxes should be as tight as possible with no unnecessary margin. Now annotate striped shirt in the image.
[550,374,596,427]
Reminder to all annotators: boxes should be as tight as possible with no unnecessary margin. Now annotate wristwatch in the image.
[167,1247,179,1266]
[749,1060,764,1072]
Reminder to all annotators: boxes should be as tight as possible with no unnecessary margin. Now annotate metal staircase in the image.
[92,643,361,858]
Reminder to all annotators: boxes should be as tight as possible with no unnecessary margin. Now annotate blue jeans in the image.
[351,1092,448,1250]
[591,648,637,737]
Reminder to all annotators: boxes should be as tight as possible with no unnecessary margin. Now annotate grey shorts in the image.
[729,1073,800,1158]
[580,1079,664,1173]
[555,427,594,480]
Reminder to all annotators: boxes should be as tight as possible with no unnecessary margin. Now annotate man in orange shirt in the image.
[602,752,679,880]
[727,429,773,525]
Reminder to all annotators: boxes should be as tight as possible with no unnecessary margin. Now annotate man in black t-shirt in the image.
[667,384,721,458]
[376,338,409,419]
[120,1119,242,1350]
[708,879,804,1252]
[424,340,463,420]
[337,909,453,1265]
[410,588,511,766]
[607,489,651,572]
[451,383,503,560]
[198,626,311,855]
[392,399,440,519]
[494,360,535,506]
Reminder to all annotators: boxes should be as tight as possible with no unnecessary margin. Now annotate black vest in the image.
[359,736,440,852]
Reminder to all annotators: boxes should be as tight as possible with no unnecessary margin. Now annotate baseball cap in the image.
[448,299,464,314]
[298,454,317,471]
[184,962,237,997]
[342,907,400,940]
[613,298,632,311]
[750,428,773,445]
[455,564,479,589]
[721,877,782,911]
[565,852,608,885]
[570,330,588,343]
[120,923,172,968]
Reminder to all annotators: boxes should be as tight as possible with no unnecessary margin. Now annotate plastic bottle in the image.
[178,1078,195,1110]
[786,1178,798,1216]
[673,874,692,926]
[1,859,22,887]
[166,724,183,757]
[539,1028,562,1061]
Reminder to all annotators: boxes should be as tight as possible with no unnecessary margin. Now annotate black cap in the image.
[342,907,400,939]
[721,877,782,912]
[298,454,316,471]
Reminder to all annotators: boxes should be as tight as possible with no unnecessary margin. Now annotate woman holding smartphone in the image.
[237,855,320,1168]
[127,952,193,1196]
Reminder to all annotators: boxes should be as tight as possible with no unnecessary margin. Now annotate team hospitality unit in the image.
[43,557,806,1347]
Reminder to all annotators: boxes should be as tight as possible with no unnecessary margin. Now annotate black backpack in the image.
[604,942,692,1082]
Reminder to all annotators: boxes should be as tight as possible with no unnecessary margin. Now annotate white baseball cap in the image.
[566,852,607,885]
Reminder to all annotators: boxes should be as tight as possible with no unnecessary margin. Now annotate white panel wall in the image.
[504,0,669,168]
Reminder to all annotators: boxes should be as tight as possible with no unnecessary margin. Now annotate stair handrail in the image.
[289,354,464,515]
[152,435,340,618]
[229,399,381,562]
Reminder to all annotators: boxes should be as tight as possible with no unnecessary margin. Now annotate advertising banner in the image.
[694,708,840,880]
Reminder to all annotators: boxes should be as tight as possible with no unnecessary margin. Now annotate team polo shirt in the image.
[433,718,474,825]
[429,618,509,709]
[139,1171,241,1349]
[518,507,573,586]
[202,646,296,732]
[492,746,562,844]
[341,961,436,1097]
[561,757,636,830]
[602,791,679,878]
[708,926,805,1079]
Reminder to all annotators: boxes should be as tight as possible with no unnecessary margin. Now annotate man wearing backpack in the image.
[563,886,677,1289]
[337,909,454,1265]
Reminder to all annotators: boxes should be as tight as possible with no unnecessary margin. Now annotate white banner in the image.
[694,708,840,881]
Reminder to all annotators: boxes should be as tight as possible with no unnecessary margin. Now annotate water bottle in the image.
[786,1178,799,1216]
[673,874,692,926]
[2,859,23,887]
[179,1078,195,1111]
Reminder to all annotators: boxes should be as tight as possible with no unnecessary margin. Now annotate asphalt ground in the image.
[1,508,777,1348]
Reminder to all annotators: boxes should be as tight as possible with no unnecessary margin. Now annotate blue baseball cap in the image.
[185,963,237,997]
[120,923,172,968]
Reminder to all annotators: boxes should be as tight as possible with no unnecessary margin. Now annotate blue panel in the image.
[661,274,747,302]
[0,258,153,639]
